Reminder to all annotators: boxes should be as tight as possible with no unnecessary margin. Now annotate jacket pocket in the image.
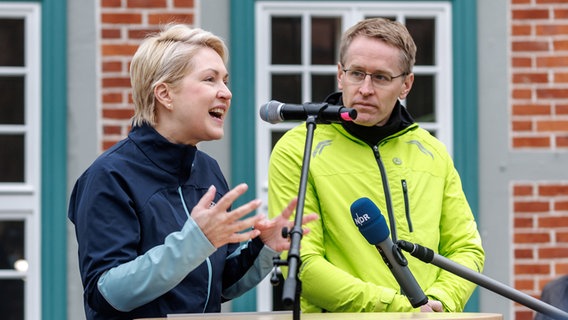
[401,179,413,232]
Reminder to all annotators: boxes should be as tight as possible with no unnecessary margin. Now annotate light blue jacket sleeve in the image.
[222,244,279,299]
[97,216,216,312]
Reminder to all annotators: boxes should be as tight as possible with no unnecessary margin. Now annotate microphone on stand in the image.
[397,239,568,320]
[350,197,428,308]
[259,100,357,124]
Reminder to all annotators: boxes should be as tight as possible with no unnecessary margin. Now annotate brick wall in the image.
[511,0,568,319]
[511,0,568,150]
[100,0,196,151]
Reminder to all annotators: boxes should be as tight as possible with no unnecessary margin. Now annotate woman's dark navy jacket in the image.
[68,124,275,320]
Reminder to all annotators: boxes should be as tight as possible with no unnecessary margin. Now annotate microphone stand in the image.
[397,240,568,320]
[272,115,318,320]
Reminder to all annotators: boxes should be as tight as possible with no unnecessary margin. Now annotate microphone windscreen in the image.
[259,100,283,123]
[350,197,390,245]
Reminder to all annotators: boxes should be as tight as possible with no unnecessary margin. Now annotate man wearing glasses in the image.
[268,18,485,313]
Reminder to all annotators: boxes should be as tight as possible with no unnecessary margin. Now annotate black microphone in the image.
[397,240,568,320]
[350,197,428,308]
[259,100,357,124]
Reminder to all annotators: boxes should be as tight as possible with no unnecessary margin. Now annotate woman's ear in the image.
[154,83,173,110]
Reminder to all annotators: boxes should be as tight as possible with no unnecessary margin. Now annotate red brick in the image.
[515,232,550,244]
[512,24,532,36]
[556,201,568,211]
[536,24,568,36]
[102,77,132,88]
[102,13,143,24]
[556,263,568,274]
[554,72,568,83]
[512,120,534,131]
[515,248,534,259]
[539,247,568,259]
[128,28,160,39]
[513,136,551,148]
[537,88,568,99]
[512,41,549,52]
[102,44,140,56]
[513,88,533,100]
[103,92,123,103]
[557,135,568,147]
[515,263,550,275]
[512,104,551,115]
[515,278,535,290]
[515,201,550,212]
[102,61,123,72]
[558,232,568,243]
[512,72,549,84]
[513,57,533,68]
[101,0,121,7]
[515,310,534,320]
[102,28,122,39]
[555,8,568,19]
[148,13,194,25]
[512,9,550,20]
[102,108,135,119]
[540,216,568,228]
[554,41,568,52]
[539,185,568,196]
[536,120,568,132]
[127,0,167,8]
[103,125,124,135]
[558,105,568,115]
[174,0,194,7]
[537,56,568,68]
[515,216,534,228]
[514,185,534,196]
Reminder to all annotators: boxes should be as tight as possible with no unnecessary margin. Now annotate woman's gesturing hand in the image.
[191,183,263,248]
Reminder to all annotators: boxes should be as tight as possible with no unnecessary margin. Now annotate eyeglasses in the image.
[342,69,408,87]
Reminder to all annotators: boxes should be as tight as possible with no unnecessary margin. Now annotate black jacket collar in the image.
[128,123,197,182]
[325,92,415,146]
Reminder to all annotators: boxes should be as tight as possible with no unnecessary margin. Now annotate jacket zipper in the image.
[178,186,212,312]
[372,145,398,242]
[401,179,413,232]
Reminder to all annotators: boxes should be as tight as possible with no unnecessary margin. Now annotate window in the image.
[254,1,452,311]
[0,3,41,319]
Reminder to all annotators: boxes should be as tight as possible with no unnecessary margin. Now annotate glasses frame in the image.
[342,68,408,87]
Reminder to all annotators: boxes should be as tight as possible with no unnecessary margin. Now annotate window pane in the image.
[0,134,25,182]
[0,220,25,270]
[271,74,302,104]
[311,17,341,65]
[271,17,301,65]
[406,18,436,66]
[0,279,24,319]
[365,15,396,21]
[406,74,435,122]
[0,19,24,67]
[0,76,25,124]
[271,130,287,150]
[311,74,336,102]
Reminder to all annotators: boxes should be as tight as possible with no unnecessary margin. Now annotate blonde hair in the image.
[130,24,228,126]
[339,18,416,74]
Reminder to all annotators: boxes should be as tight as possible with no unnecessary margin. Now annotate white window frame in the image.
[255,1,452,311]
[0,3,42,320]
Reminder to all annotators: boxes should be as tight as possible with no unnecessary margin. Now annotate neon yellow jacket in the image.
[268,105,485,312]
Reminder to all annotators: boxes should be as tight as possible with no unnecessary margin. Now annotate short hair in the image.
[339,18,417,75]
[130,24,228,126]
